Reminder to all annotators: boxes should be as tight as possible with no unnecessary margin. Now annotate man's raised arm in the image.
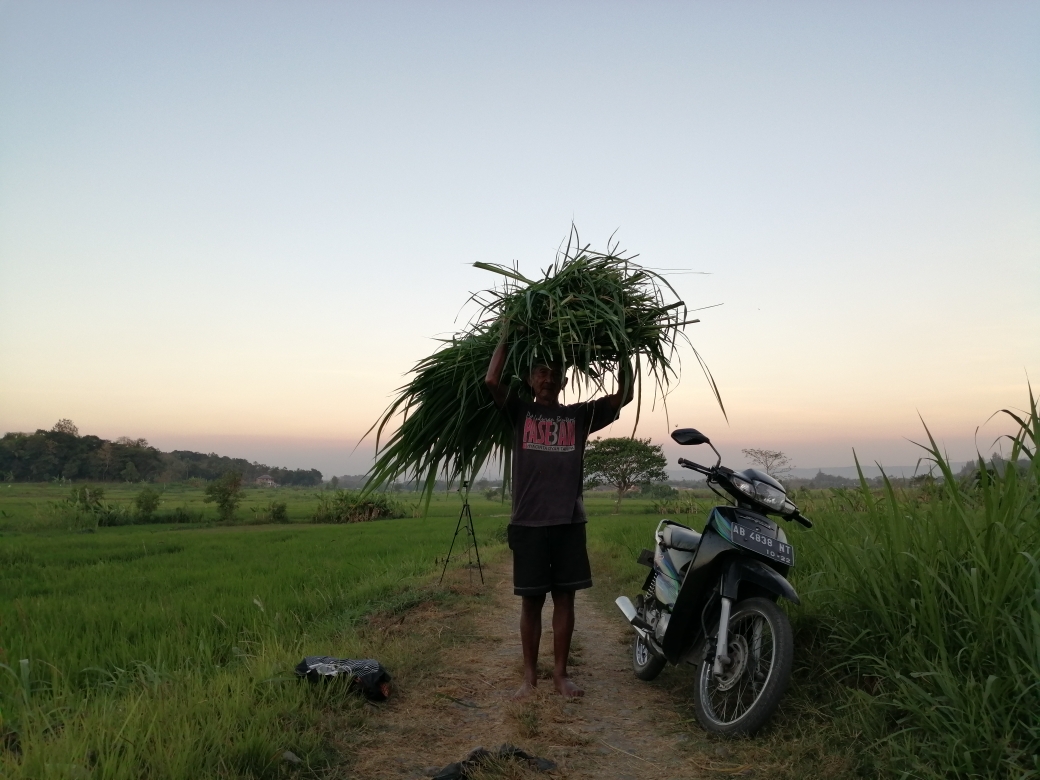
[604,359,636,411]
[485,333,509,408]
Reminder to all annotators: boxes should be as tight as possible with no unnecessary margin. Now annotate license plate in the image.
[730,522,795,566]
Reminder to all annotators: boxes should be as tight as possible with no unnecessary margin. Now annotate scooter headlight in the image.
[754,482,787,511]
[731,476,755,498]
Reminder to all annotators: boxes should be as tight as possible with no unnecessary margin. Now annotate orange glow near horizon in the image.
[1,3,1037,477]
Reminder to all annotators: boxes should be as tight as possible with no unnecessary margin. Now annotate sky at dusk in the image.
[1,1,1037,478]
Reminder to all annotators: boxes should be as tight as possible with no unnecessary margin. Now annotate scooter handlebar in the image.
[677,457,709,474]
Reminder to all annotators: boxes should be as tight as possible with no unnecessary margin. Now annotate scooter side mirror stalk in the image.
[708,441,722,469]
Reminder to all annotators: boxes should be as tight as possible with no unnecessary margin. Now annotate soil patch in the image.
[341,559,729,779]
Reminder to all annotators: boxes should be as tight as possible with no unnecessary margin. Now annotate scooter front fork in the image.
[712,597,733,676]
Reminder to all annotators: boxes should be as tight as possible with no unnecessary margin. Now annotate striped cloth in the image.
[294,656,392,701]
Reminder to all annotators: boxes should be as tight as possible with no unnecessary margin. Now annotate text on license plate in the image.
[730,523,794,566]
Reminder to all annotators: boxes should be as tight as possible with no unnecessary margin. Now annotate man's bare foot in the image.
[512,680,537,700]
[553,676,584,697]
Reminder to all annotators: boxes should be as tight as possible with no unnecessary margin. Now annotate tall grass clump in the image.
[312,490,407,523]
[807,388,1040,778]
[49,485,136,529]
[364,228,723,505]
[650,491,708,515]
[249,499,289,524]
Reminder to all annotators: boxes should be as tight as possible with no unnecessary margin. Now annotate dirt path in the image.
[345,560,729,779]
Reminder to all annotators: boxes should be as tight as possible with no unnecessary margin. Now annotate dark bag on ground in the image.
[294,656,392,701]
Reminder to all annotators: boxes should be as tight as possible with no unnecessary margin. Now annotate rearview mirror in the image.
[671,428,710,446]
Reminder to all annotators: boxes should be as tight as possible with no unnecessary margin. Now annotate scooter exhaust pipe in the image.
[615,596,653,633]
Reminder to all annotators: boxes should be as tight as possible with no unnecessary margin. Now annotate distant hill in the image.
[785,463,971,480]
[0,422,323,485]
[331,474,369,489]
[665,462,972,483]
[329,474,501,493]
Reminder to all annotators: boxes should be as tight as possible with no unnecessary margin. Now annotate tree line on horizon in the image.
[0,420,322,486]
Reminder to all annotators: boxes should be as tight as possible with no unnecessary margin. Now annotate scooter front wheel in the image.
[632,595,666,681]
[694,596,793,736]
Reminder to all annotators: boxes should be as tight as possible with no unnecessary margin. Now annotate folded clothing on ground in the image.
[294,656,392,701]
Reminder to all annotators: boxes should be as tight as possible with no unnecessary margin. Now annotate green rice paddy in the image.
[2,399,1037,779]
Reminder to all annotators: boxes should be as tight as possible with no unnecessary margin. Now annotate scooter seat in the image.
[662,523,701,552]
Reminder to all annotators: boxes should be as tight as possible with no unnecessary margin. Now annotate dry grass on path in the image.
[340,560,730,780]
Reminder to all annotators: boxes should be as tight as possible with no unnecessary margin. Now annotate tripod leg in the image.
[465,502,485,585]
[439,510,466,585]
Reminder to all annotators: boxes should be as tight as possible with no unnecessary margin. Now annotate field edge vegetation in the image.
[586,388,1039,779]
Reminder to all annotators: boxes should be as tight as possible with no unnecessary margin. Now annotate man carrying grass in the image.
[486,339,633,698]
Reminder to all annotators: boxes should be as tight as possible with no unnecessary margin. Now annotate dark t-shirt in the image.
[504,396,619,527]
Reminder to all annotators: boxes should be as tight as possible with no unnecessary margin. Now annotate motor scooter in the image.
[615,428,812,735]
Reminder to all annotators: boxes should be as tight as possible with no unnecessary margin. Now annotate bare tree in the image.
[741,448,793,480]
[97,442,114,481]
[52,419,79,437]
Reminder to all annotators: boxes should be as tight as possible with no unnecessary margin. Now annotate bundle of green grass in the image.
[363,233,722,505]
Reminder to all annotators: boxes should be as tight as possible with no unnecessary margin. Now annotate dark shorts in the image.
[507,523,593,596]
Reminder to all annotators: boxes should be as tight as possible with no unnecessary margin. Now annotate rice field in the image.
[2,392,1037,778]
[0,493,510,779]
[0,483,331,532]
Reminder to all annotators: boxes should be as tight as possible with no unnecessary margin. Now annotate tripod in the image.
[439,482,484,585]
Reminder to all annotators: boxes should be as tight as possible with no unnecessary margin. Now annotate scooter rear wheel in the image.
[632,595,666,681]
[694,596,793,736]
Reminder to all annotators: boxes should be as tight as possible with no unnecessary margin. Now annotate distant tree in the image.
[584,437,668,513]
[329,476,340,489]
[205,471,244,521]
[62,459,81,479]
[52,419,79,437]
[637,482,678,501]
[0,427,318,485]
[909,472,937,487]
[121,462,140,483]
[116,437,149,448]
[134,486,162,520]
[269,467,323,487]
[741,448,793,481]
[270,501,289,523]
[97,442,115,481]
[28,436,59,480]
[807,469,856,489]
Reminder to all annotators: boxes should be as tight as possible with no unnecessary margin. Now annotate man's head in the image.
[527,361,567,405]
